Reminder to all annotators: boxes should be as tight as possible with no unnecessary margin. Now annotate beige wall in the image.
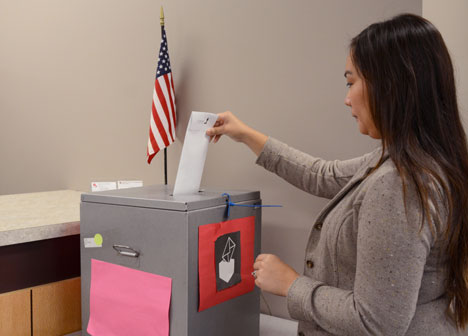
[0,0,423,319]
[423,0,468,129]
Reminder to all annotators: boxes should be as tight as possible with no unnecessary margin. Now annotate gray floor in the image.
[66,313,298,336]
[259,314,299,336]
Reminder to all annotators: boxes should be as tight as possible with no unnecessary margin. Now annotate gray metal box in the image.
[80,185,261,336]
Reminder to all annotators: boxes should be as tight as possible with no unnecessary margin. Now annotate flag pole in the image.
[160,5,164,26]
[164,148,168,185]
[160,6,168,186]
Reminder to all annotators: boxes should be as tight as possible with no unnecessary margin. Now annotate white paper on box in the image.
[84,238,102,248]
[91,182,117,192]
[173,111,218,195]
[117,180,143,189]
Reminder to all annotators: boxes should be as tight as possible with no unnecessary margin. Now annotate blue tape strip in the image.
[222,193,282,219]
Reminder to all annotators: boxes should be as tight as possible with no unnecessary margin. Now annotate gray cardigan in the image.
[256,137,463,336]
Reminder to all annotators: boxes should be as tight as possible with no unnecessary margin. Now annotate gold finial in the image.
[160,6,165,26]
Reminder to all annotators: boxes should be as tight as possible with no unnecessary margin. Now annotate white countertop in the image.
[0,190,82,246]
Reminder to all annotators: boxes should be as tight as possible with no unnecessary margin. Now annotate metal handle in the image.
[113,244,140,258]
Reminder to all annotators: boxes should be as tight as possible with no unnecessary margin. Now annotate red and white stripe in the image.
[147,72,176,164]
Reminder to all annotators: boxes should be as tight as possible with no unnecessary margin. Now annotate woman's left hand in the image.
[253,254,299,297]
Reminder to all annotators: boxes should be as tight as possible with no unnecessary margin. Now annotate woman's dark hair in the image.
[350,13,468,329]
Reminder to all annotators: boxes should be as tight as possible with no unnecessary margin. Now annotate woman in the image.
[206,14,468,335]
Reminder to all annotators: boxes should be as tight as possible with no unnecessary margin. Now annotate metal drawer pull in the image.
[113,244,140,258]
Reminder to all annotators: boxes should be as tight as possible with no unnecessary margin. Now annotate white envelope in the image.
[173,111,218,195]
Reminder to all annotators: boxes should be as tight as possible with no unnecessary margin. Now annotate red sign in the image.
[198,216,256,311]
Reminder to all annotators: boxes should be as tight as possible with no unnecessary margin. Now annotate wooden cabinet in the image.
[0,190,82,335]
[32,277,81,336]
[0,287,31,336]
[0,277,81,336]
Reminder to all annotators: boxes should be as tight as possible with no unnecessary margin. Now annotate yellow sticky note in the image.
[94,234,103,246]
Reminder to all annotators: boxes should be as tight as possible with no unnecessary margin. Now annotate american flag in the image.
[147,25,176,164]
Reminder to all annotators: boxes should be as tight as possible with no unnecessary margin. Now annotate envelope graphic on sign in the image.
[219,237,236,283]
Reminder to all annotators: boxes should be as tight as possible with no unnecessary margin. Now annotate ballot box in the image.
[80,185,261,336]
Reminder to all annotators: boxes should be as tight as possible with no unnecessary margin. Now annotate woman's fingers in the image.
[213,119,225,127]
[253,260,261,270]
[213,134,222,143]
[208,123,226,136]
[251,254,299,297]
[207,110,258,146]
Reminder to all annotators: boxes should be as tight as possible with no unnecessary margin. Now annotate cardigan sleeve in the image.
[256,137,378,199]
[286,168,435,335]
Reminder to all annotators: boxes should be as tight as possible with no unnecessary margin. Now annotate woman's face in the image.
[344,55,381,139]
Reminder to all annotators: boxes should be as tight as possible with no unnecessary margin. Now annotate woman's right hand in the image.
[206,111,249,143]
[206,111,268,156]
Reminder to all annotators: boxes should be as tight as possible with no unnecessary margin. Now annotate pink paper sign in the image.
[87,259,172,336]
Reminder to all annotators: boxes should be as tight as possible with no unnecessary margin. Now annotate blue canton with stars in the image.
[156,26,172,79]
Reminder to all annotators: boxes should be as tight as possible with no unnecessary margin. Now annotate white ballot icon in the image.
[173,111,218,195]
[219,237,236,283]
